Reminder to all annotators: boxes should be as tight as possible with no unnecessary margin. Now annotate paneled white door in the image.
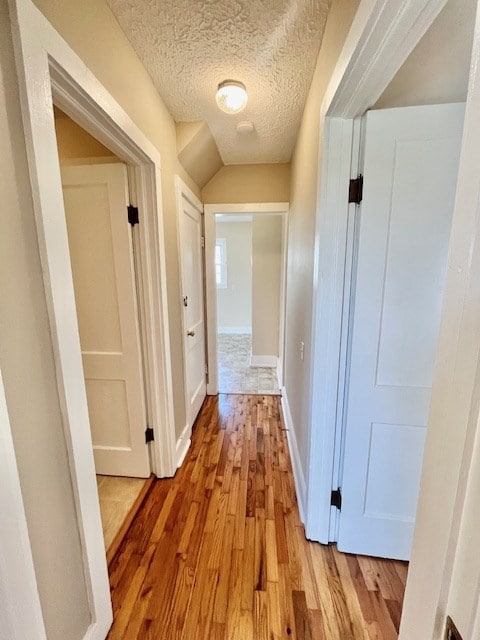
[338,103,464,560]
[62,163,150,477]
[178,192,207,430]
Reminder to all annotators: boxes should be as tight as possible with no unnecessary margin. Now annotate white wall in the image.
[216,220,252,332]
[252,215,283,358]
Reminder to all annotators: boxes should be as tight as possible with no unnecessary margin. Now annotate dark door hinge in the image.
[145,426,154,443]
[128,204,139,226]
[445,617,463,640]
[331,488,342,510]
[349,175,363,205]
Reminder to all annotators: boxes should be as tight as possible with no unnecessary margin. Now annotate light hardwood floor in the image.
[107,395,407,639]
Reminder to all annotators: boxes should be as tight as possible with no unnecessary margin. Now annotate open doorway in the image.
[205,203,289,396]
[215,212,283,395]
[53,108,151,556]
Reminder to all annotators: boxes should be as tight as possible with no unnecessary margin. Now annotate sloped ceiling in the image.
[176,121,223,187]
[106,0,331,164]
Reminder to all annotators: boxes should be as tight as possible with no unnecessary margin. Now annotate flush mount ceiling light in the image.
[215,80,248,114]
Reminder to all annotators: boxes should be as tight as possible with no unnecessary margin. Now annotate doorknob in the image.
[183,296,188,307]
[187,330,195,337]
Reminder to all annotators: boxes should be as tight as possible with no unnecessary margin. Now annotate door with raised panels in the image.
[178,191,207,430]
[338,103,464,560]
[62,163,150,477]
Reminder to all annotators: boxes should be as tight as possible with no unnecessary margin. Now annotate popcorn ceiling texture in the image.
[106,0,331,164]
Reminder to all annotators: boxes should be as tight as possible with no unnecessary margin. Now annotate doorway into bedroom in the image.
[215,212,285,395]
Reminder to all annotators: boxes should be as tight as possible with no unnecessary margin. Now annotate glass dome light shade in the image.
[215,80,248,114]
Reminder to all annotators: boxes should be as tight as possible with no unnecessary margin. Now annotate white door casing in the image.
[176,178,206,433]
[338,103,465,560]
[62,163,150,478]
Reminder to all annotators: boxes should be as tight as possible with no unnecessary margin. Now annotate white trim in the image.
[217,326,252,334]
[9,0,178,634]
[81,622,111,640]
[174,175,205,435]
[250,355,278,368]
[280,387,306,524]
[0,370,47,640]
[131,163,176,479]
[400,8,480,634]
[276,364,282,390]
[306,118,357,543]
[325,0,448,118]
[277,212,289,389]
[305,0,451,544]
[175,424,192,469]
[205,203,289,395]
[214,237,228,289]
[208,202,289,214]
[216,213,253,223]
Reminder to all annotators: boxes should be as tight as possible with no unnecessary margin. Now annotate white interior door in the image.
[338,103,464,560]
[61,163,150,478]
[178,191,207,430]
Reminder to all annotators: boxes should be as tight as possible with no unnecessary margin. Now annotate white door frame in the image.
[204,202,289,395]
[400,5,480,633]
[0,369,47,640]
[303,0,454,544]
[9,0,177,637]
[174,175,205,465]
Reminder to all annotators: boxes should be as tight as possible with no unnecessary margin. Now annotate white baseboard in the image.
[176,424,191,468]
[280,386,307,524]
[250,355,278,368]
[276,364,282,389]
[82,618,112,640]
[218,326,252,334]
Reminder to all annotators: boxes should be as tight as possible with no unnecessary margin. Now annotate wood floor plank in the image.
[107,395,408,639]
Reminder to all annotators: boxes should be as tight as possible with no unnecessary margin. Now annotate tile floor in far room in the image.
[217,333,281,395]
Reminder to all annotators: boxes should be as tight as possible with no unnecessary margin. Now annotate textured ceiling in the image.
[107,0,331,164]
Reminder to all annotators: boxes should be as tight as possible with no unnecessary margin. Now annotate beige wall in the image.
[202,163,290,204]
[33,0,201,441]
[285,0,360,472]
[177,121,223,188]
[374,0,474,109]
[252,216,283,358]
[0,3,91,639]
[216,221,252,331]
[55,113,115,159]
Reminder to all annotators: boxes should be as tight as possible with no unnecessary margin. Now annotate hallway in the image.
[106,395,406,639]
